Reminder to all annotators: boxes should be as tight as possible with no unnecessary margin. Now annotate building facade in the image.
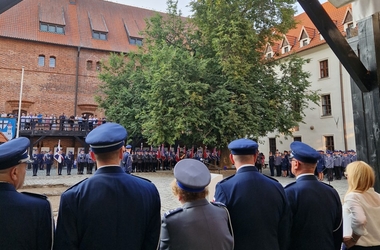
[259,2,357,153]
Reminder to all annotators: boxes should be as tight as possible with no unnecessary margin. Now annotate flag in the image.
[176,146,180,162]
[190,146,194,159]
[203,146,207,159]
[161,144,166,160]
[54,140,62,163]
[157,145,161,160]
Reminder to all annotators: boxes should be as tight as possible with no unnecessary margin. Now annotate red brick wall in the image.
[0,37,108,117]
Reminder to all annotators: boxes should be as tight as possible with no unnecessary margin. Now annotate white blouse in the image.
[343,188,380,246]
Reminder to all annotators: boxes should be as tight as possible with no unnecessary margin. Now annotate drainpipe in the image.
[74,46,81,116]
[339,62,348,151]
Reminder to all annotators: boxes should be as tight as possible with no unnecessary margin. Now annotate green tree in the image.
[96,0,319,162]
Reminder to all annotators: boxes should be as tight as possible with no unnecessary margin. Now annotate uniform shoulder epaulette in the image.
[21,192,48,200]
[263,174,279,182]
[164,207,183,218]
[211,201,227,208]
[284,181,296,189]
[132,175,152,182]
[64,178,88,192]
[219,174,235,183]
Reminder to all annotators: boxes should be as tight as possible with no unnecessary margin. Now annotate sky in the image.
[109,0,329,17]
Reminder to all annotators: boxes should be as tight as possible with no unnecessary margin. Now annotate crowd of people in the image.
[2,111,107,131]
[267,149,358,181]
[0,122,379,250]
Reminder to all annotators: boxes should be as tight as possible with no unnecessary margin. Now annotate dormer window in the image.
[266,52,273,59]
[300,38,310,48]
[129,37,143,46]
[282,45,291,54]
[40,22,65,34]
[92,30,107,40]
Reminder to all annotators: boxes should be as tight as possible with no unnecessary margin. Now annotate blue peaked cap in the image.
[85,123,127,154]
[228,138,258,155]
[0,137,33,170]
[290,141,321,164]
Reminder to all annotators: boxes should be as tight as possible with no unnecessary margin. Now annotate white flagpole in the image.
[16,66,25,138]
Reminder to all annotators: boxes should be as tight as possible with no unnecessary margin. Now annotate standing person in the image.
[54,123,161,250]
[325,151,334,181]
[0,137,53,250]
[255,151,263,173]
[274,151,282,177]
[65,151,74,175]
[214,139,290,250]
[281,153,289,177]
[160,159,234,250]
[77,149,86,175]
[342,161,380,249]
[44,150,54,176]
[86,150,94,174]
[316,150,326,181]
[269,151,275,176]
[32,149,39,176]
[120,145,132,173]
[57,150,64,175]
[284,141,342,250]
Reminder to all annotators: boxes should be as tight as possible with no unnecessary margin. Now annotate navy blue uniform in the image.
[0,183,53,250]
[215,167,290,250]
[65,152,74,175]
[32,152,39,176]
[44,152,54,176]
[54,166,161,250]
[285,175,342,250]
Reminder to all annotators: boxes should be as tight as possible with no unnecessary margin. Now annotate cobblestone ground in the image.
[22,166,348,217]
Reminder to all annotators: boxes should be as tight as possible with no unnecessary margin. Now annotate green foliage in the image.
[96,0,319,148]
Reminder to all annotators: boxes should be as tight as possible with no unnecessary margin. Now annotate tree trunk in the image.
[219,147,233,169]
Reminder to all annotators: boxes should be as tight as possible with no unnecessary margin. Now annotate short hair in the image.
[345,161,375,196]
[171,179,208,202]
[233,154,256,162]
[93,149,119,162]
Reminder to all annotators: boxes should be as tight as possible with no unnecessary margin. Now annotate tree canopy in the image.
[96,0,319,149]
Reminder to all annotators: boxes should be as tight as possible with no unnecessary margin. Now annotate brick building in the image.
[0,0,158,153]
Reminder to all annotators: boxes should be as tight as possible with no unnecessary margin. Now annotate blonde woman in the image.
[343,161,380,249]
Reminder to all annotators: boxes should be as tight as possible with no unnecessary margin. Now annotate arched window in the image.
[38,55,45,66]
[49,56,56,68]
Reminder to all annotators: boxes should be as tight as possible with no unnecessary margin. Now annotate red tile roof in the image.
[0,0,160,52]
[267,1,352,57]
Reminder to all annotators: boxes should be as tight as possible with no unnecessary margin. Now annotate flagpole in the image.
[16,66,25,138]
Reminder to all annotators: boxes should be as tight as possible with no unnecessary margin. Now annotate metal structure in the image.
[298,0,380,191]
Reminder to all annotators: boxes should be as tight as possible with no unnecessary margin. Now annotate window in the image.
[96,62,101,71]
[269,138,276,154]
[38,55,45,66]
[284,46,289,53]
[40,22,65,34]
[321,94,332,116]
[266,52,273,59]
[87,60,93,70]
[49,57,56,68]
[293,136,302,142]
[300,38,309,47]
[320,60,329,78]
[92,31,107,40]
[129,37,143,46]
[325,136,334,151]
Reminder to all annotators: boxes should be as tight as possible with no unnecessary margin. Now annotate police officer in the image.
[214,139,289,250]
[44,150,54,176]
[0,137,53,250]
[54,123,161,249]
[32,149,39,176]
[325,151,334,181]
[86,150,94,174]
[37,150,44,170]
[160,159,234,250]
[131,151,137,173]
[284,141,342,250]
[120,145,132,173]
[77,149,86,175]
[65,151,74,175]
[136,149,143,172]
[152,150,158,172]
[57,150,65,175]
